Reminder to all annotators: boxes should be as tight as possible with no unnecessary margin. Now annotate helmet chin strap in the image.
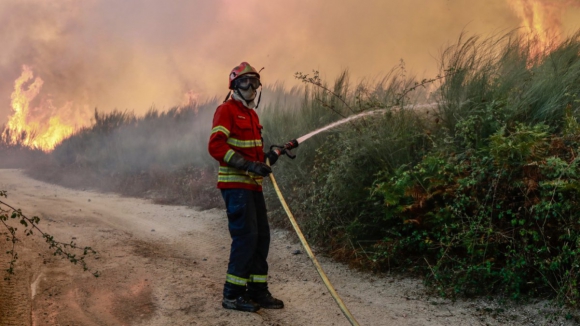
[223,90,231,103]
[255,88,262,109]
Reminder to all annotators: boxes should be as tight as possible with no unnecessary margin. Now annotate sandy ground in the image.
[0,169,577,326]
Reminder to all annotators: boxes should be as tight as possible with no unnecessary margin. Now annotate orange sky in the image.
[1,0,580,125]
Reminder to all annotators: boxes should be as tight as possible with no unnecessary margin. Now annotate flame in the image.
[507,0,580,57]
[182,90,198,107]
[2,65,83,151]
[181,90,199,114]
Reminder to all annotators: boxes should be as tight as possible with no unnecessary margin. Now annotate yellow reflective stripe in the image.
[218,175,263,186]
[226,137,262,148]
[249,274,267,283]
[226,274,248,286]
[224,149,235,163]
[219,166,239,174]
[212,125,230,137]
[218,167,264,185]
[219,166,261,177]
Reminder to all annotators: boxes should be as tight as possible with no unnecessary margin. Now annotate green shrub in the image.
[361,32,580,305]
[372,121,580,304]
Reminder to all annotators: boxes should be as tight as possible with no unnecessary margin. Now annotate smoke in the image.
[1,0,580,126]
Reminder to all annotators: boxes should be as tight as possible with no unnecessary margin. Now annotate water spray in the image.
[296,109,386,144]
[278,103,438,155]
[269,109,387,161]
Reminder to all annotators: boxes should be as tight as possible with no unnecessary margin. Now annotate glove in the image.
[264,150,279,166]
[228,152,272,177]
[247,161,272,177]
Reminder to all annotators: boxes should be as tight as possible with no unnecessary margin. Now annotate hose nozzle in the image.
[271,139,299,159]
[285,139,299,150]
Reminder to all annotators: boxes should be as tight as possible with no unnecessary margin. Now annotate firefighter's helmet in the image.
[229,62,261,90]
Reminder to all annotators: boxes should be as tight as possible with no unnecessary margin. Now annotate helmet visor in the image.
[235,76,261,90]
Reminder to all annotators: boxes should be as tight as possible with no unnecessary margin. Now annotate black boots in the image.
[222,291,284,312]
[222,294,260,312]
[247,283,284,309]
[222,282,284,312]
[248,290,284,309]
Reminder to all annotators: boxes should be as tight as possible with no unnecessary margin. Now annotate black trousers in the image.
[221,189,270,298]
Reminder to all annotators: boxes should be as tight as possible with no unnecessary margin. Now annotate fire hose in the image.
[267,140,360,326]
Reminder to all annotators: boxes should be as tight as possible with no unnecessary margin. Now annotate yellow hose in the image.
[268,170,361,326]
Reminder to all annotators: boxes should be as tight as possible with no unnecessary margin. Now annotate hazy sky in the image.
[1,0,580,125]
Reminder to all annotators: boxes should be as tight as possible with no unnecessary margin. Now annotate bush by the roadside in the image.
[372,121,580,304]
[365,32,580,305]
[273,31,580,306]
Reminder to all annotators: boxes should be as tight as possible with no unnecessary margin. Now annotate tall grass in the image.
[258,69,429,232]
[436,32,580,150]
[268,31,580,306]
[53,101,219,173]
[367,31,580,305]
[24,100,222,207]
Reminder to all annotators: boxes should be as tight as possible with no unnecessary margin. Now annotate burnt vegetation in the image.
[3,31,580,309]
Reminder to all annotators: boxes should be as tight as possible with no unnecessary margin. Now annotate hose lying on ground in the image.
[268,169,361,326]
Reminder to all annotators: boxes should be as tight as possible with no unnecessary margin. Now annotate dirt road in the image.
[0,169,575,326]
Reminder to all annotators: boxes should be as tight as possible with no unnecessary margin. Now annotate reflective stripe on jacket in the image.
[208,99,265,191]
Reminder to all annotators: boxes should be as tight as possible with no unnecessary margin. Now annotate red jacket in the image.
[208,99,265,191]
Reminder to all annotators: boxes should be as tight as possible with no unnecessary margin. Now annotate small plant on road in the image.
[0,190,99,279]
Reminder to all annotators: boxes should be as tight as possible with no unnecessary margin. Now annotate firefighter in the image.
[208,62,284,312]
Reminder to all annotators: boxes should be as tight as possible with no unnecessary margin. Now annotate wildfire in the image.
[507,0,580,57]
[2,65,84,151]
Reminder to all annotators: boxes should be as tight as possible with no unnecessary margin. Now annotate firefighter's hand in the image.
[227,152,272,176]
[247,161,272,177]
[264,150,279,166]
